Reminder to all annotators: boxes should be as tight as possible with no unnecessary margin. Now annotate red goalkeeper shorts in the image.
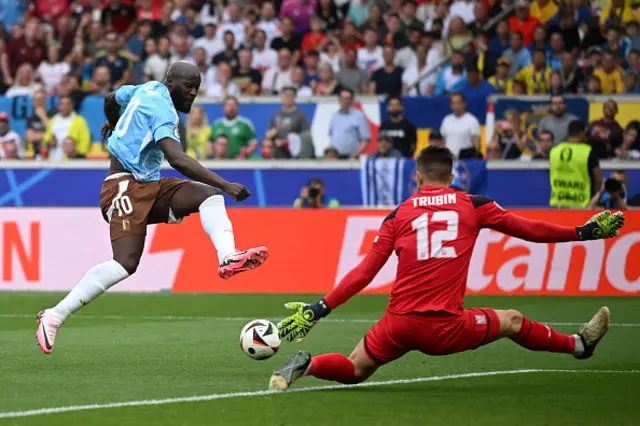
[363,308,501,365]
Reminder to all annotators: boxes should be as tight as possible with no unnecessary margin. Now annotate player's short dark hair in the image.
[387,94,402,104]
[416,146,454,183]
[568,120,586,137]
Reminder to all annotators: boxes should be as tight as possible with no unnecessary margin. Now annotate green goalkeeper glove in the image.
[577,210,625,241]
[277,300,331,342]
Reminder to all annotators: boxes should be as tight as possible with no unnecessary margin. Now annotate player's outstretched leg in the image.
[36,236,144,354]
[169,183,268,280]
[269,339,378,391]
[498,307,610,359]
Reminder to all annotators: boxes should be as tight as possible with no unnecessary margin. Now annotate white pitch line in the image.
[1,313,640,327]
[0,369,637,419]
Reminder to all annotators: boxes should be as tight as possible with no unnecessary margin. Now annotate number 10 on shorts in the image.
[411,211,459,260]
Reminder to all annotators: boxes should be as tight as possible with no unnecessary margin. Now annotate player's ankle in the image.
[572,334,585,356]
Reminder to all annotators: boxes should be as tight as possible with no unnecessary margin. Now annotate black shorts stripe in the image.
[363,334,384,365]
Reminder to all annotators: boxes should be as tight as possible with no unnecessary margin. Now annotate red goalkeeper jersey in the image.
[325,186,579,315]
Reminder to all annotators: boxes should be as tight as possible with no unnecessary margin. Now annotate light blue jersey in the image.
[107,81,181,182]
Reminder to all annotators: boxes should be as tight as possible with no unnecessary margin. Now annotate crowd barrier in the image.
[0,160,638,208]
[1,209,638,295]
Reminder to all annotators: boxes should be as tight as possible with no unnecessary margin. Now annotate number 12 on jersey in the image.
[411,211,459,260]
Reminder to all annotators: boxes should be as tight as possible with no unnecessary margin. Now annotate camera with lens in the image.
[604,177,622,194]
[308,187,320,198]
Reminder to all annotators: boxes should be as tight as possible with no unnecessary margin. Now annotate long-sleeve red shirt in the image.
[325,188,578,314]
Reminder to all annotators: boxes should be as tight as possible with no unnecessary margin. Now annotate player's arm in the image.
[472,195,625,243]
[158,138,250,201]
[100,87,135,140]
[278,210,396,342]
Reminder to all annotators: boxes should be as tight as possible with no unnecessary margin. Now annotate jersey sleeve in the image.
[370,208,397,257]
[115,85,136,107]
[471,195,578,242]
[151,95,181,144]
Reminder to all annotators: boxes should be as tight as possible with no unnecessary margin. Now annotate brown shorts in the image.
[99,173,190,241]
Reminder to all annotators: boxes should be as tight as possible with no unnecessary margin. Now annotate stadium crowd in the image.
[0,0,639,161]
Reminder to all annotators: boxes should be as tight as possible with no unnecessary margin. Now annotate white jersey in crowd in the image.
[256,19,281,46]
[320,52,341,73]
[0,130,24,158]
[193,36,224,64]
[206,81,241,98]
[252,47,278,73]
[402,64,431,96]
[440,112,481,158]
[357,46,384,75]
[448,0,476,23]
[262,67,293,94]
[217,20,246,48]
[38,61,71,95]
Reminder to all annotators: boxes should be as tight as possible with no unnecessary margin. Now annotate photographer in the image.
[587,170,629,210]
[293,177,340,208]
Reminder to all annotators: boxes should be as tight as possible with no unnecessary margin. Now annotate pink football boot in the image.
[218,246,269,280]
[36,310,61,355]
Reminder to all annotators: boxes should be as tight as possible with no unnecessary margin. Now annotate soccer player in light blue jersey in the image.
[36,61,268,354]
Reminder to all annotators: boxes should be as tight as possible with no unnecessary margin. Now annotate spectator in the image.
[86,66,113,95]
[232,49,262,95]
[1,18,45,86]
[302,15,327,53]
[592,51,624,95]
[615,127,640,160]
[210,96,258,159]
[102,0,136,38]
[588,170,629,210]
[512,79,527,95]
[347,0,372,28]
[379,95,417,158]
[43,95,91,160]
[433,50,466,96]
[508,0,541,46]
[252,29,278,74]
[171,33,192,63]
[0,112,23,159]
[262,48,294,95]
[38,44,70,96]
[623,73,639,94]
[210,134,230,159]
[532,129,554,159]
[400,0,423,32]
[190,47,214,95]
[302,50,321,86]
[451,63,496,98]
[587,100,624,159]
[256,2,281,46]
[258,138,279,159]
[395,27,422,70]
[52,14,75,59]
[357,28,384,75]
[586,74,602,95]
[136,0,159,21]
[444,16,472,56]
[6,63,42,97]
[467,1,491,36]
[547,31,564,71]
[144,36,172,82]
[490,114,527,159]
[529,0,558,24]
[538,95,576,145]
[467,30,496,80]
[25,90,50,158]
[547,70,565,95]
[329,88,370,158]
[336,49,369,94]
[627,22,640,52]
[316,0,342,33]
[206,62,240,98]
[604,27,630,62]
[0,1,28,34]
[502,31,532,78]
[193,23,224,65]
[340,21,364,51]
[549,120,602,209]
[271,17,302,62]
[383,13,408,49]
[176,4,204,39]
[599,0,634,29]
[485,141,503,159]
[212,31,239,68]
[489,20,511,58]
[314,62,342,95]
[217,2,247,48]
[365,4,387,44]
[198,0,221,26]
[371,133,402,159]
[94,31,131,89]
[280,0,315,34]
[547,5,581,54]
[266,87,312,158]
[428,129,445,147]
[489,57,514,95]
[291,66,313,97]
[185,106,212,160]
[126,20,153,60]
[516,49,552,94]
[323,146,340,159]
[320,37,343,73]
[294,177,340,208]
[439,92,481,158]
[559,51,584,94]
[528,25,550,55]
[369,46,404,95]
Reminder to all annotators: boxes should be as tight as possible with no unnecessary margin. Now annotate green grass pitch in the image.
[0,293,639,426]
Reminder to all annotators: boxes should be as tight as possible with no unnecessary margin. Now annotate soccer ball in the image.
[239,319,281,360]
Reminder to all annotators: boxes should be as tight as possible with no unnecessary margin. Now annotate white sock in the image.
[199,195,237,264]
[573,334,585,356]
[50,260,129,323]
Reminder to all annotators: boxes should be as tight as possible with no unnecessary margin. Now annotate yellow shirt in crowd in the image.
[488,76,514,95]
[599,5,635,25]
[186,126,212,159]
[530,0,559,23]
[516,66,552,94]
[592,68,625,94]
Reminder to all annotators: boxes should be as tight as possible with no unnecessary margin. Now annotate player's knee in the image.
[504,309,524,335]
[347,353,374,384]
[204,185,222,198]
[114,255,140,275]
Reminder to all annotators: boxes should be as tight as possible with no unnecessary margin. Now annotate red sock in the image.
[307,353,360,384]
[512,317,575,354]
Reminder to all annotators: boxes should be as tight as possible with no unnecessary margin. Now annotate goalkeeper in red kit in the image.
[268,146,625,391]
